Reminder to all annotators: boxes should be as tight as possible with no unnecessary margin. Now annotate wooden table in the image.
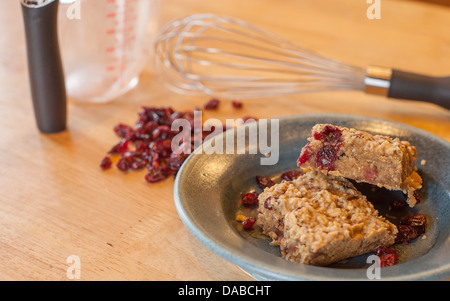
[0,0,449,281]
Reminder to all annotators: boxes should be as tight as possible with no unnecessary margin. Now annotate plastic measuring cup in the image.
[58,0,160,103]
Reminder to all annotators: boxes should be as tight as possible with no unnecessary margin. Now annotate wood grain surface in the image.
[0,0,449,280]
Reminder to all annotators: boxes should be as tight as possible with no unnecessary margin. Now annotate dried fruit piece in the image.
[264,197,274,210]
[152,125,172,141]
[116,157,130,172]
[113,124,134,139]
[395,214,427,244]
[280,170,303,181]
[242,116,258,123]
[242,216,256,230]
[390,199,407,211]
[395,225,419,244]
[313,125,343,171]
[145,169,167,183]
[231,100,243,109]
[374,246,399,267]
[400,214,427,235]
[100,156,112,170]
[240,191,259,207]
[296,145,311,165]
[204,98,220,110]
[108,139,130,154]
[413,190,422,204]
[313,125,342,143]
[130,160,146,170]
[168,152,188,174]
[256,176,276,190]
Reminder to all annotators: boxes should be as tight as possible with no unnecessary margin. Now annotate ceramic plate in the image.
[173,113,450,280]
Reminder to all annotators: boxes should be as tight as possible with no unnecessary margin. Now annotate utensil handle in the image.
[388,70,450,110]
[21,0,67,133]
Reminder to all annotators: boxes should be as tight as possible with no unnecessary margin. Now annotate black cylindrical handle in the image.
[388,70,450,110]
[21,0,67,133]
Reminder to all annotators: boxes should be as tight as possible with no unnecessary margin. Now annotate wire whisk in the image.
[154,14,450,109]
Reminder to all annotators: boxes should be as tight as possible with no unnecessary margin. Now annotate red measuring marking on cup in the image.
[105,0,139,87]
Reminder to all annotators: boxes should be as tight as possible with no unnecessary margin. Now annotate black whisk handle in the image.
[365,66,450,110]
[388,70,450,110]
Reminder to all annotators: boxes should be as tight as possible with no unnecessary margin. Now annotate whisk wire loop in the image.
[154,14,366,99]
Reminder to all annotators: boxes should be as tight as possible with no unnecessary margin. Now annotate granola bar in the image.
[297,124,422,207]
[257,171,397,266]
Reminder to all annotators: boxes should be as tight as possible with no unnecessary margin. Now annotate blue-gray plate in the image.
[173,113,450,280]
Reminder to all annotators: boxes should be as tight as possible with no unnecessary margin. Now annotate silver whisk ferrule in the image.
[364,66,392,96]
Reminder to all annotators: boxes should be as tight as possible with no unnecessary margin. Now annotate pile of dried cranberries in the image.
[100,100,253,184]
[100,106,193,183]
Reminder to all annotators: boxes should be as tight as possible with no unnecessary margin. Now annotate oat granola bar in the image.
[257,171,397,266]
[297,124,422,207]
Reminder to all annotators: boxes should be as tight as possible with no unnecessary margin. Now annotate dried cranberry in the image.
[395,215,427,244]
[145,169,167,183]
[141,106,174,125]
[241,116,258,123]
[148,153,171,177]
[395,225,419,244]
[297,144,311,166]
[168,152,188,173]
[204,98,220,110]
[264,197,274,210]
[122,151,139,159]
[308,125,342,171]
[108,139,130,154]
[280,170,303,181]
[313,126,343,171]
[231,101,243,109]
[149,140,172,158]
[113,124,134,139]
[256,176,276,190]
[100,156,112,170]
[242,217,256,230]
[116,157,130,172]
[130,160,146,170]
[148,152,161,170]
[316,125,342,142]
[374,246,399,267]
[134,140,148,153]
[413,190,422,204]
[140,121,159,135]
[158,158,172,176]
[400,214,427,235]
[364,168,378,182]
[316,147,340,170]
[313,132,322,140]
[152,125,172,141]
[240,192,259,207]
[390,199,407,211]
